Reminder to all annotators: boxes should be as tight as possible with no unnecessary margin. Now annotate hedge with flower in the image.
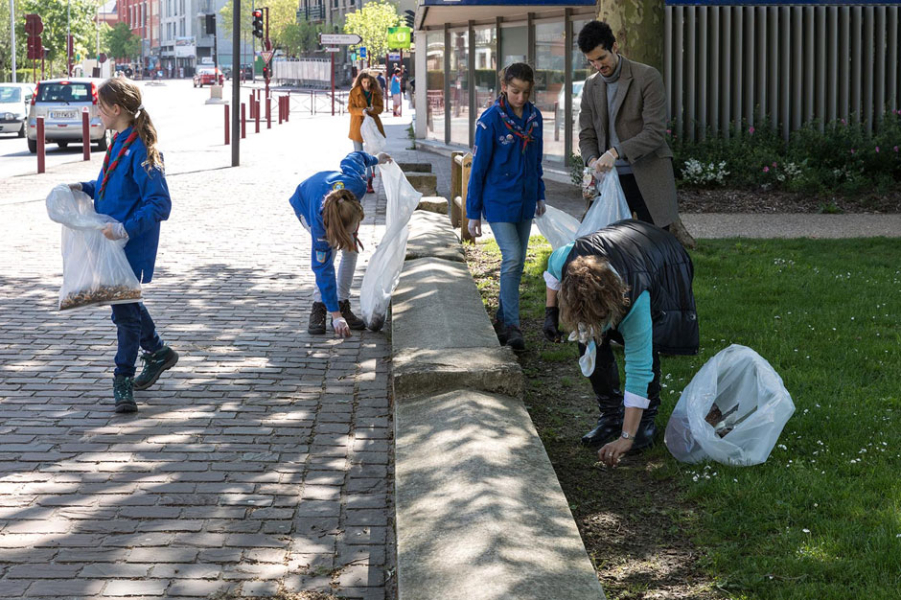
[667,109,901,195]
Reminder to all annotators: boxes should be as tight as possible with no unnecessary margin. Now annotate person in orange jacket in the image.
[348,70,385,193]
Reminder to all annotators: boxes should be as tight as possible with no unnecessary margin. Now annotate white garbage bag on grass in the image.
[46,184,142,311]
[665,344,796,466]
[361,114,386,155]
[535,170,631,250]
[359,161,422,331]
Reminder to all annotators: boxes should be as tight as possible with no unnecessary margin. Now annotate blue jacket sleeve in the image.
[311,235,339,313]
[617,291,655,408]
[123,151,172,239]
[466,116,494,220]
[362,152,379,168]
[536,111,546,202]
[80,180,97,199]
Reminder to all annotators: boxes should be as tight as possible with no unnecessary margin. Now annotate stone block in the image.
[397,162,432,173]
[416,196,449,214]
[404,173,438,196]
[405,211,463,263]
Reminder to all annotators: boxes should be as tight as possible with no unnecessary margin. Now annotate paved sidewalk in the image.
[0,98,396,599]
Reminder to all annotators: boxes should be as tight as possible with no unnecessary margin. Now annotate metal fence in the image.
[273,58,332,88]
[665,3,901,140]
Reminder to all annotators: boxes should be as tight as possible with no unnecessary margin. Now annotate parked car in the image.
[26,78,110,153]
[225,64,254,81]
[193,67,225,87]
[556,80,585,126]
[0,83,36,138]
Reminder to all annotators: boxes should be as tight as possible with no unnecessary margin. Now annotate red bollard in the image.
[284,94,289,122]
[278,96,283,125]
[249,91,255,119]
[266,96,271,129]
[37,116,45,174]
[224,104,230,145]
[82,108,91,161]
[255,99,261,133]
[241,103,246,139]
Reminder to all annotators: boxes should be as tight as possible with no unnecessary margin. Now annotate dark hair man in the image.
[577,20,696,249]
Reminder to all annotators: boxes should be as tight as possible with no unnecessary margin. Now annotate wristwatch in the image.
[620,431,635,441]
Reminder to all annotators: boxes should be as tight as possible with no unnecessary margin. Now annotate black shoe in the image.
[581,394,624,446]
[493,317,507,345]
[133,346,178,391]
[338,300,366,330]
[505,324,525,351]
[113,375,137,413]
[308,302,327,334]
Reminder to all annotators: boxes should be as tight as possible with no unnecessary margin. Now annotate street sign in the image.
[387,27,411,49]
[319,33,362,46]
[98,53,108,63]
[388,51,401,61]
[261,51,274,64]
[24,14,43,36]
[324,47,341,53]
[358,47,367,58]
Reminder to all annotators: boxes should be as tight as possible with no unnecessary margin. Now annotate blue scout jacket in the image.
[80,127,172,283]
[466,98,546,223]
[289,151,379,313]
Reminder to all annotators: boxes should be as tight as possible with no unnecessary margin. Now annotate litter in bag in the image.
[46,184,142,311]
[359,161,422,331]
[664,344,796,466]
[575,170,632,239]
[361,114,386,155]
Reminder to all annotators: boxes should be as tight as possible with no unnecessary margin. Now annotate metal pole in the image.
[331,52,335,116]
[67,0,71,76]
[231,0,241,166]
[9,0,16,82]
[264,7,270,100]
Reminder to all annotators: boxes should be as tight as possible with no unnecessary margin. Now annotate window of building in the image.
[449,29,469,146]
[425,31,445,143]
[535,20,565,163]
[473,26,497,124]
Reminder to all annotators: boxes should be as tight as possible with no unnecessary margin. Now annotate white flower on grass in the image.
[802,529,810,534]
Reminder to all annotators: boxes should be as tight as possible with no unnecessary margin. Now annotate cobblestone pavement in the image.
[0,81,401,599]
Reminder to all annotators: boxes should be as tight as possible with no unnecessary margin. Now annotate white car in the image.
[0,83,36,138]
[556,80,585,126]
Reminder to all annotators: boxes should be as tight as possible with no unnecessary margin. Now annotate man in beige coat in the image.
[577,20,695,248]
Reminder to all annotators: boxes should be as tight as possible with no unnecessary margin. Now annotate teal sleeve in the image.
[617,291,654,404]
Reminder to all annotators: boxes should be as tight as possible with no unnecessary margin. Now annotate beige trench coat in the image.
[578,57,679,228]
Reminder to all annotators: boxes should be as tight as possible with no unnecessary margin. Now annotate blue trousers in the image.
[490,219,532,328]
[110,303,164,378]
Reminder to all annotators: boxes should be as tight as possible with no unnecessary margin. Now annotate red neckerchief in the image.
[97,129,140,202]
[497,95,536,154]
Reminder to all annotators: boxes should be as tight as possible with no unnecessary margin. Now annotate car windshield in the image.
[37,83,92,103]
[0,87,22,103]
[573,82,584,95]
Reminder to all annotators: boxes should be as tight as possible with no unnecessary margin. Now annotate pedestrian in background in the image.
[577,20,696,249]
[289,151,392,337]
[348,70,385,194]
[466,63,547,352]
[68,77,176,414]
[390,68,403,116]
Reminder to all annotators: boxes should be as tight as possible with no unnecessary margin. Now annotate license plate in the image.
[51,111,77,119]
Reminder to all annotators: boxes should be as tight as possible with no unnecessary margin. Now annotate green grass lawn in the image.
[468,236,901,600]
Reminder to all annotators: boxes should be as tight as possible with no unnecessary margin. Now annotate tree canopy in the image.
[344,1,400,62]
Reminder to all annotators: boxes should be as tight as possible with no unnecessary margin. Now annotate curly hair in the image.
[322,188,364,252]
[557,255,631,340]
[352,70,384,104]
[98,77,163,173]
[577,20,616,54]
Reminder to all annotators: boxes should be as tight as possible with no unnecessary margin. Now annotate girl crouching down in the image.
[289,151,391,337]
[543,220,699,466]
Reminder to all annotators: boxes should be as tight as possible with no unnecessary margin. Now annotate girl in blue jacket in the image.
[290,151,391,337]
[70,78,174,414]
[466,63,547,351]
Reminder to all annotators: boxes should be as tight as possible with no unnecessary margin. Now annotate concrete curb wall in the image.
[390,209,606,600]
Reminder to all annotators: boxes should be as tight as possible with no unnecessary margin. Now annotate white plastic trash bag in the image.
[360,161,422,331]
[46,184,142,311]
[361,114,386,155]
[535,205,580,250]
[665,344,795,466]
[576,170,632,239]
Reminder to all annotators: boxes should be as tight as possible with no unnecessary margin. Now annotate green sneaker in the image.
[133,345,179,391]
[113,375,137,413]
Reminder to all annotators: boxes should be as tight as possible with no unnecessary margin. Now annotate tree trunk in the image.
[597,0,665,74]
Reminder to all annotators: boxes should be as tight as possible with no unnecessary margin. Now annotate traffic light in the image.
[205,14,216,36]
[404,10,415,28]
[252,10,264,39]
[262,66,269,80]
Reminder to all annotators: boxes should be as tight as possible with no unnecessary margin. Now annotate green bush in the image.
[664,112,901,195]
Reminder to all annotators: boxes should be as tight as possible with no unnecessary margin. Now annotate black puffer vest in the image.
[562,219,699,355]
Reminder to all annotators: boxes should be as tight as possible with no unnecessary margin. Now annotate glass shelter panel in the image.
[449,29,470,145]
[474,26,498,123]
[425,31,445,143]
[535,21,566,163]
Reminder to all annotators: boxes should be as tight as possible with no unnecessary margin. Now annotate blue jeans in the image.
[110,303,164,378]
[490,219,532,328]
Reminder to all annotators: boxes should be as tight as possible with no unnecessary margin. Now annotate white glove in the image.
[102,222,128,241]
[377,152,392,165]
[68,183,82,192]
[535,200,547,217]
[332,316,351,338]
[467,219,482,239]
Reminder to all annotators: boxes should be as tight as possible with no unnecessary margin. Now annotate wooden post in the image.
[460,152,473,243]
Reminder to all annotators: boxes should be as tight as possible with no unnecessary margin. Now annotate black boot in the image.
[113,375,137,413]
[308,301,327,334]
[581,394,624,446]
[505,324,525,351]
[338,300,366,330]
[631,396,661,452]
[493,317,507,345]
